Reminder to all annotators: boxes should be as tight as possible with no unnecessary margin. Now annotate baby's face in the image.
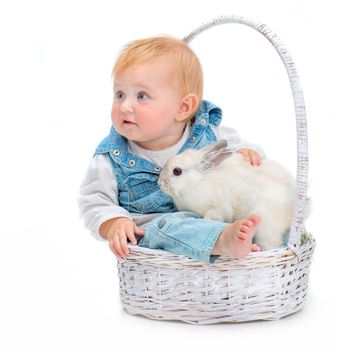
[112,59,186,150]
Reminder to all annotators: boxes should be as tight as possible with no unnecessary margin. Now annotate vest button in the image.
[113,149,120,156]
[191,136,196,142]
[154,166,161,172]
[129,159,136,167]
[200,118,206,125]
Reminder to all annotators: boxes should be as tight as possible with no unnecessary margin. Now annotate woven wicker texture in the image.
[119,241,314,324]
[117,15,315,324]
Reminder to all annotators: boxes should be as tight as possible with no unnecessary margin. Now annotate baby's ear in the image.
[200,140,231,170]
[176,93,197,121]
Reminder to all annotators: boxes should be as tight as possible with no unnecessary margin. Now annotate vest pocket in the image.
[118,173,175,213]
[123,172,159,196]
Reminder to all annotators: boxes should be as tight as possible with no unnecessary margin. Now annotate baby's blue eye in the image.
[115,91,125,100]
[137,91,150,101]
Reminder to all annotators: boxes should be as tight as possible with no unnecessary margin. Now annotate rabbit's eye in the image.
[173,167,182,176]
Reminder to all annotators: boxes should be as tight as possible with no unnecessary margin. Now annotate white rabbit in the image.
[158,140,297,250]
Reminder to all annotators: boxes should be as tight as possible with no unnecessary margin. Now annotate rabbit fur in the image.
[158,140,297,250]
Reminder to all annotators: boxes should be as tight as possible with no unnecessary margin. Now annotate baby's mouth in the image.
[123,120,136,125]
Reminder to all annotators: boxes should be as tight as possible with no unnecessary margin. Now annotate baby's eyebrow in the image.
[113,82,153,93]
[134,83,152,91]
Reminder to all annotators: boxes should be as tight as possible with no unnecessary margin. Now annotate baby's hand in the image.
[236,148,262,167]
[100,217,145,259]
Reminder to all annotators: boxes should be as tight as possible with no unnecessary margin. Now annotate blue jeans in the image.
[138,211,227,263]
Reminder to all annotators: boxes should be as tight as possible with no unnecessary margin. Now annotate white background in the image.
[1,0,336,349]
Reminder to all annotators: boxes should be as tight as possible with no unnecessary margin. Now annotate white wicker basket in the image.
[117,15,315,324]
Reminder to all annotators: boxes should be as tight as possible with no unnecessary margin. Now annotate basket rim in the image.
[124,236,315,269]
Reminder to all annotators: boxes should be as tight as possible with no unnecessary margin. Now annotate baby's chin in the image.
[115,124,141,140]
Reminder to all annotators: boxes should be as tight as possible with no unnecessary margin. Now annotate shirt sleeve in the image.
[77,154,132,240]
[212,125,266,158]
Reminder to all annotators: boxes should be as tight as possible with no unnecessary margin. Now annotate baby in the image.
[78,36,264,263]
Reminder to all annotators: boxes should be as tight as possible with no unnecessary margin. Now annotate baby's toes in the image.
[250,244,261,252]
[240,223,251,234]
[238,230,248,241]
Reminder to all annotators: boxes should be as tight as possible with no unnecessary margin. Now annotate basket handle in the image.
[183,15,308,252]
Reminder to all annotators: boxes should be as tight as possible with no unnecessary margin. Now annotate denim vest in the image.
[95,100,222,214]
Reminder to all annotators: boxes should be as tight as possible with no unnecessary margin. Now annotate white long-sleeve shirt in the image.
[78,123,264,240]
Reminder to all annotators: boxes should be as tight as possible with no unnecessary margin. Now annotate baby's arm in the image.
[213,125,265,166]
[78,154,144,258]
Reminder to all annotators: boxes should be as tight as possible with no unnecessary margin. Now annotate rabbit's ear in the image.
[200,140,232,170]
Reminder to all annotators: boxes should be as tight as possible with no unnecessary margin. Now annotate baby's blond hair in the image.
[113,36,203,118]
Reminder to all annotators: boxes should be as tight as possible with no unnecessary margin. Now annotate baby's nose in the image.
[120,99,134,113]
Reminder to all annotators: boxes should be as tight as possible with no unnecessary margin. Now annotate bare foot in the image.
[212,215,261,259]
